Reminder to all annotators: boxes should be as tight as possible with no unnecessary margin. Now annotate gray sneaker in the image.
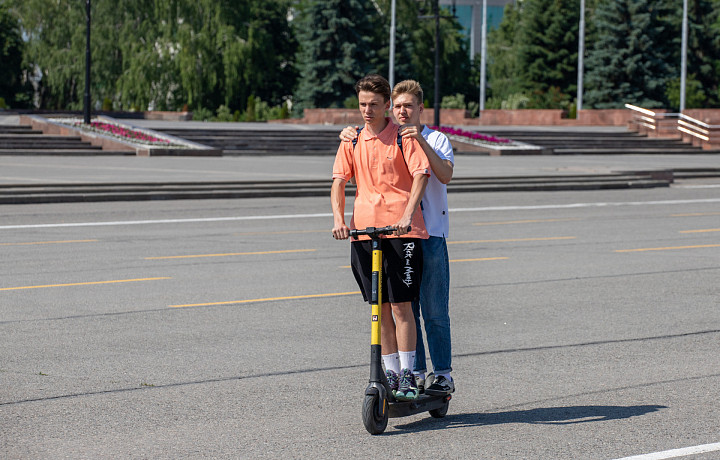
[425,375,455,396]
[415,375,425,394]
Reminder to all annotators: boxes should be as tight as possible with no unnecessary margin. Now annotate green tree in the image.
[518,0,580,105]
[293,0,381,112]
[12,0,296,112]
[407,1,475,106]
[486,2,525,105]
[0,3,31,108]
[584,0,677,109]
[663,0,720,108]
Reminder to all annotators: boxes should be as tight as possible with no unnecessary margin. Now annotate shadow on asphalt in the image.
[390,404,667,434]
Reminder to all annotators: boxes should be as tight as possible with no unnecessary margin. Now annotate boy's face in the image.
[392,93,423,126]
[358,90,391,126]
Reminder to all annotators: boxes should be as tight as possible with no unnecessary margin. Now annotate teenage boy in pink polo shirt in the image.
[331,74,430,401]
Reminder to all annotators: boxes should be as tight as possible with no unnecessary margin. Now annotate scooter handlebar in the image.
[349,225,410,238]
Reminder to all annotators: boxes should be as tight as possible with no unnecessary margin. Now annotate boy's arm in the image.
[331,178,350,240]
[394,173,428,235]
[400,125,454,184]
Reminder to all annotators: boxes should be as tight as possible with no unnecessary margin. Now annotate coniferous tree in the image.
[486,2,525,106]
[518,0,580,105]
[663,0,720,108]
[293,0,381,112]
[0,4,31,107]
[584,0,676,109]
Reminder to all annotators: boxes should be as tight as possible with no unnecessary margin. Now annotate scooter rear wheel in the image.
[362,394,388,434]
[429,399,449,418]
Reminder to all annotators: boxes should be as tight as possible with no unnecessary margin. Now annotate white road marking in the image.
[1,198,720,230]
[614,441,720,459]
[674,184,720,188]
[0,213,333,230]
[451,198,720,213]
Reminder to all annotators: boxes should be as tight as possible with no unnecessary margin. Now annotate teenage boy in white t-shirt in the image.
[339,79,455,395]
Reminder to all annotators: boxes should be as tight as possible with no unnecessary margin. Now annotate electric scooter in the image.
[349,225,451,435]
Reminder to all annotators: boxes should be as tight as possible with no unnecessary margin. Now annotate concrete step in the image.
[0,173,672,204]
[0,148,132,155]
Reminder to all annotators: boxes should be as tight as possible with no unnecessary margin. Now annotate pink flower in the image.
[429,125,510,144]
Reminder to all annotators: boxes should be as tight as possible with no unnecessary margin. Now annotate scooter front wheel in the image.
[362,394,388,434]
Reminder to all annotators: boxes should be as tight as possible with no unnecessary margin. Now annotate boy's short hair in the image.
[392,80,424,106]
[355,74,391,102]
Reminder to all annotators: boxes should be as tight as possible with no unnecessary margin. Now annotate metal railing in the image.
[625,103,720,149]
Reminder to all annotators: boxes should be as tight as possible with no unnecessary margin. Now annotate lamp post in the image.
[479,0,487,113]
[83,0,91,124]
[680,0,688,112]
[577,0,585,111]
[433,0,440,127]
[389,0,396,89]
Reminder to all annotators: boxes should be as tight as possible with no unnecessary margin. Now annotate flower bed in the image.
[54,118,185,148]
[80,121,171,145]
[430,125,513,145]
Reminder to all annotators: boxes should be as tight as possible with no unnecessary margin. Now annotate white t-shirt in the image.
[420,126,454,238]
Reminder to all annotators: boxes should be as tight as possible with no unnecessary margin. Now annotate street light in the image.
[479,0,487,113]
[389,0,396,89]
[434,0,440,127]
[84,0,91,124]
[680,0,688,112]
[577,0,585,111]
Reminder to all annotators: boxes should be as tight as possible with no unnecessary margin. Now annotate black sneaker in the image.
[425,375,455,396]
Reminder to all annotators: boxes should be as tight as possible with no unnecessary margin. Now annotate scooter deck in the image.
[388,393,451,418]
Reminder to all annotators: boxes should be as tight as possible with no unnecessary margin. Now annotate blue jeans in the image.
[413,236,452,375]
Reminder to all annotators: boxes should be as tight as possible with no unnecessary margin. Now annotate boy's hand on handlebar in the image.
[393,216,412,236]
[332,224,351,240]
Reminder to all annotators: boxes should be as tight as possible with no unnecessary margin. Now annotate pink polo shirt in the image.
[332,118,430,239]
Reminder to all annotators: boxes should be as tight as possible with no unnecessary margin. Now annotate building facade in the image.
[439,0,514,57]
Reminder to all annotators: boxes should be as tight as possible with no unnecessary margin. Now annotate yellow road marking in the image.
[234,230,326,236]
[671,212,720,217]
[679,228,720,233]
[473,218,579,226]
[146,249,316,260]
[0,239,98,246]
[170,291,361,308]
[451,257,509,262]
[449,237,576,244]
[615,244,720,253]
[0,277,171,291]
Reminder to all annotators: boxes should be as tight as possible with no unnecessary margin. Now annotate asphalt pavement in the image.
[1,186,719,458]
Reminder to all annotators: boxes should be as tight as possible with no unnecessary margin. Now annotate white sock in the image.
[398,350,416,372]
[437,373,452,381]
[382,353,400,374]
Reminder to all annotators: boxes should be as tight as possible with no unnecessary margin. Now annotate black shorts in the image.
[350,238,423,304]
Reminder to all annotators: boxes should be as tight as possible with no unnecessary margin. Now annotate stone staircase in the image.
[469,129,720,155]
[0,124,130,155]
[157,127,343,155]
[156,126,720,156]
